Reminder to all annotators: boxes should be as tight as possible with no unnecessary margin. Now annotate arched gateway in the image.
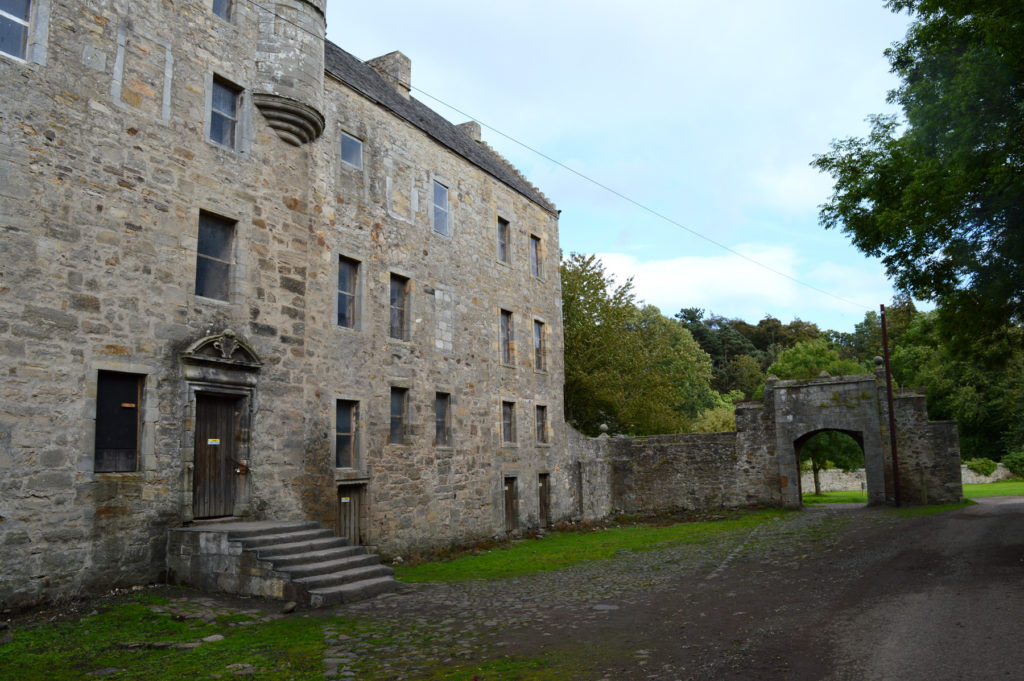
[750,359,962,507]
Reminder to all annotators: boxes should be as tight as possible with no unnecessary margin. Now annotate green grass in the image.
[802,490,868,505]
[0,594,325,681]
[963,480,1024,498]
[395,509,790,582]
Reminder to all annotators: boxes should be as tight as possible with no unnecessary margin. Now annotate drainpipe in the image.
[880,304,901,506]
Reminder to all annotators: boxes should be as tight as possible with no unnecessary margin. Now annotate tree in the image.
[813,1,1024,343]
[561,254,717,436]
[561,253,639,435]
[800,432,865,496]
[765,339,868,382]
[891,311,1024,460]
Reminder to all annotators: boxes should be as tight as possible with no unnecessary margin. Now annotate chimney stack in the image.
[367,51,411,99]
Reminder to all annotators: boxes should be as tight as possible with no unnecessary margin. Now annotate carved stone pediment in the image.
[181,330,262,386]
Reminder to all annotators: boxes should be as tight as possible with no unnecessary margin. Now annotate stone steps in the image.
[168,520,398,607]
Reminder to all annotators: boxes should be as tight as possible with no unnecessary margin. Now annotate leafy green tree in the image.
[561,253,639,435]
[891,311,1024,459]
[561,254,716,436]
[813,1,1024,344]
[800,431,865,496]
[723,354,764,399]
[765,339,868,382]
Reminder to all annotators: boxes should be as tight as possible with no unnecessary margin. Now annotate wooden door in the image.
[504,477,519,533]
[538,473,551,528]
[337,485,364,546]
[193,394,239,518]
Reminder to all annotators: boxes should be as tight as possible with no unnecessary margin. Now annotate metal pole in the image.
[880,304,901,506]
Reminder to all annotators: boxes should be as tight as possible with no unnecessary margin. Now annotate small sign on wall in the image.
[207,438,220,445]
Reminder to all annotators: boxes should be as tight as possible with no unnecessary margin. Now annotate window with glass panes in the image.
[210,77,239,148]
[389,387,407,445]
[335,400,357,468]
[337,256,358,328]
[0,0,30,60]
[435,392,451,446]
[195,212,233,300]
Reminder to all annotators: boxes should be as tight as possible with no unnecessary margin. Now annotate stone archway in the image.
[767,374,887,506]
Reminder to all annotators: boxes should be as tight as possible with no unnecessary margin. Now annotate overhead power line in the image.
[238,0,873,312]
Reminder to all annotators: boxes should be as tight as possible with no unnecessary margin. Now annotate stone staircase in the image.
[167,520,398,607]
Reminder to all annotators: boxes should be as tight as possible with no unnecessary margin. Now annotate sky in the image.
[324,1,916,333]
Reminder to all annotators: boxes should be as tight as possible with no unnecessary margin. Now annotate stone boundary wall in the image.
[800,469,868,494]
[802,464,1010,492]
[566,429,780,516]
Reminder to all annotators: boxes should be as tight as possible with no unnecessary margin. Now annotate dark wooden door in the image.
[504,477,518,533]
[193,394,238,518]
[337,485,364,546]
[538,473,551,528]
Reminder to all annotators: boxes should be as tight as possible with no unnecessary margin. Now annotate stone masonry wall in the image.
[604,433,778,514]
[0,0,567,609]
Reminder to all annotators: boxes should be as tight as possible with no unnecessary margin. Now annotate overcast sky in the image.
[325,1,915,333]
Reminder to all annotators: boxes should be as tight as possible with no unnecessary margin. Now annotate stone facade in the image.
[0,0,568,609]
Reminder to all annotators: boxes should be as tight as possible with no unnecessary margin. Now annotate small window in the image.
[536,405,549,444]
[389,274,409,340]
[95,371,142,472]
[502,400,516,444]
[497,217,510,263]
[212,0,231,20]
[530,235,542,278]
[533,320,545,372]
[0,0,30,60]
[210,76,239,148]
[337,256,359,328]
[500,309,513,364]
[341,131,362,169]
[389,387,408,445]
[335,400,357,468]
[432,180,449,236]
[435,392,451,447]
[195,211,234,301]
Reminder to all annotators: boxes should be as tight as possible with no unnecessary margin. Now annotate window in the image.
[536,405,549,443]
[501,401,516,444]
[389,274,409,340]
[195,211,234,301]
[210,76,239,148]
[432,180,449,236]
[335,400,357,468]
[500,309,513,364]
[435,392,451,447]
[95,371,142,472]
[337,256,359,328]
[530,235,542,278]
[533,320,545,371]
[389,388,407,445]
[497,217,510,263]
[341,131,362,169]
[212,0,231,20]
[0,0,29,60]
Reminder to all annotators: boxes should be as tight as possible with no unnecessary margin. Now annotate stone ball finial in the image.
[599,424,609,434]
[874,356,884,366]
[818,370,831,378]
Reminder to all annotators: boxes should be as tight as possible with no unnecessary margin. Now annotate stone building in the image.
[0,0,569,609]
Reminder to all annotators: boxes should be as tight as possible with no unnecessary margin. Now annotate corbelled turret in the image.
[252,0,326,146]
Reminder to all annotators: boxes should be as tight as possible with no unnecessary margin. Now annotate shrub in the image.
[1002,449,1024,478]
[965,457,998,477]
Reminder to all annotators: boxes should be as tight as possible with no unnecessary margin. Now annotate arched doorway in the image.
[794,429,866,501]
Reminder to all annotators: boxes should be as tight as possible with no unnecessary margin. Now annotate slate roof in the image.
[323,41,557,214]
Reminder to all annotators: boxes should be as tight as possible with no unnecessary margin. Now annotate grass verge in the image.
[963,480,1024,498]
[802,490,868,505]
[0,592,324,681]
[395,509,790,582]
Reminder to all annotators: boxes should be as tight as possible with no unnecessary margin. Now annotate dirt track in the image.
[342,498,1024,680]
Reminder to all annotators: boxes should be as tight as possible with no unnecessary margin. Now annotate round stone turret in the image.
[253,0,326,145]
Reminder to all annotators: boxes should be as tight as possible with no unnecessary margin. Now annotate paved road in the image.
[338,498,1024,680]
